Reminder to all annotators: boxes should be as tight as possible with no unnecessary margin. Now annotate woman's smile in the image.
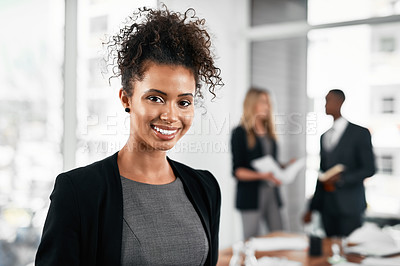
[151,124,180,140]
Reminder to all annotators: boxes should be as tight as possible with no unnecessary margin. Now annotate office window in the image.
[251,0,307,26]
[307,19,400,219]
[382,97,395,113]
[88,57,107,88]
[308,0,400,25]
[380,37,396,52]
[0,0,64,265]
[378,154,394,174]
[90,15,108,34]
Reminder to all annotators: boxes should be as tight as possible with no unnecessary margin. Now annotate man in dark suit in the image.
[303,89,376,237]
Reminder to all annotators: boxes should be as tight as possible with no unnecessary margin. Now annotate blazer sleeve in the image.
[35,174,80,266]
[338,127,376,187]
[207,170,221,266]
[231,127,250,175]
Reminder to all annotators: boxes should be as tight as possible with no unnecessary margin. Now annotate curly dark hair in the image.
[105,5,223,99]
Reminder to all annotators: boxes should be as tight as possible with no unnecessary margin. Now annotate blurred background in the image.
[1,0,400,265]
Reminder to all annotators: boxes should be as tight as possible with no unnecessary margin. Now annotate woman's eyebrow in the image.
[178,93,194,97]
[144,89,167,95]
[144,89,194,98]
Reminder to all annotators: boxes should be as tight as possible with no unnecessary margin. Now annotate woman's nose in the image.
[160,104,178,123]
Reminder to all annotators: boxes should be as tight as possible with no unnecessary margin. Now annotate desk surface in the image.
[217,232,366,266]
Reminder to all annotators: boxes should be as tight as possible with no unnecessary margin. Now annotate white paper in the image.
[362,257,400,266]
[250,237,308,251]
[346,243,400,257]
[346,222,400,257]
[257,256,302,266]
[252,155,306,184]
[347,222,396,245]
[333,262,360,266]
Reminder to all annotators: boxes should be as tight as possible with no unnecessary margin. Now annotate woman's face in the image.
[123,62,195,152]
[254,93,270,119]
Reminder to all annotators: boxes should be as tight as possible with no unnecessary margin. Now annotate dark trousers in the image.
[321,212,363,237]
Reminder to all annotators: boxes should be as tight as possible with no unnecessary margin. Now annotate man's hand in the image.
[322,173,341,192]
[303,210,312,224]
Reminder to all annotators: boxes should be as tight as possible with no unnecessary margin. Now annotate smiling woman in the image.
[35,5,223,266]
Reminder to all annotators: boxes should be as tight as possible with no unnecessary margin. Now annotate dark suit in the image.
[35,152,221,266]
[309,122,376,236]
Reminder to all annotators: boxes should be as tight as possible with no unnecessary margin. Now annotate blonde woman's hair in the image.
[241,87,277,148]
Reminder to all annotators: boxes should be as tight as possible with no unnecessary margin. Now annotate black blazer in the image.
[231,126,281,210]
[310,122,376,216]
[35,152,221,266]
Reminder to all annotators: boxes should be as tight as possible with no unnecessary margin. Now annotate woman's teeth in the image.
[153,126,177,135]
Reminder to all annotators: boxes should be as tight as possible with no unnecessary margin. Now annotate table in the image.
[217,232,365,266]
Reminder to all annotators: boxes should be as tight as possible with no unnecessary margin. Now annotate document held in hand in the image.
[318,164,345,182]
[251,155,306,184]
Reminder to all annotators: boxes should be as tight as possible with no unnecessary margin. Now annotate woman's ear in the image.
[119,88,131,113]
[119,88,130,107]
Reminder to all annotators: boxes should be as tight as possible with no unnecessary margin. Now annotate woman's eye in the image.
[179,100,192,107]
[147,96,164,103]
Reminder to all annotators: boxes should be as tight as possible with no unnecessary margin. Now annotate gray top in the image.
[259,135,273,156]
[259,135,274,187]
[120,176,209,266]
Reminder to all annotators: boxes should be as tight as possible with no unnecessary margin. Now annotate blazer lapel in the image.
[103,152,123,265]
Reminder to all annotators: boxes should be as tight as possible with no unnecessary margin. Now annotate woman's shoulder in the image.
[231,125,246,138]
[57,152,118,186]
[232,125,245,133]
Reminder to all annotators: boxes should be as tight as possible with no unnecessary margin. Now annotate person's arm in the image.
[35,174,80,266]
[231,128,280,185]
[235,167,281,184]
[337,128,376,187]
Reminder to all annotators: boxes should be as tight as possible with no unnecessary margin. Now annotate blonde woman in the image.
[231,87,283,239]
